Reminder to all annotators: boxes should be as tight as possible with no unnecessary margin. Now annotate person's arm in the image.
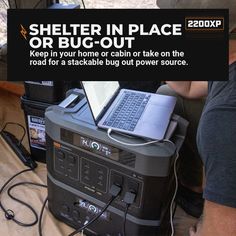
[229,39,236,65]
[190,200,236,236]
[166,81,208,99]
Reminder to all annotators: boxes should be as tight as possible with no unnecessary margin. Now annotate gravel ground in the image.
[0,0,158,45]
[0,0,8,45]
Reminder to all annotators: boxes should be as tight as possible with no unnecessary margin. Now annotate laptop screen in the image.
[81,81,120,121]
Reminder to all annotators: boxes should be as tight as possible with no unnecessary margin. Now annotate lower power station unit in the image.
[45,94,187,236]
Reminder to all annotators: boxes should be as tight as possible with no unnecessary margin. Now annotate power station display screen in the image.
[60,129,119,160]
[61,129,136,166]
[74,134,119,161]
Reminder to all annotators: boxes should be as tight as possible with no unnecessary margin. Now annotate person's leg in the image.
[157,84,205,217]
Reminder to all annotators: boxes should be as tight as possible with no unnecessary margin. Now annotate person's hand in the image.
[165,81,208,99]
[229,39,236,65]
[189,217,203,236]
[189,225,198,236]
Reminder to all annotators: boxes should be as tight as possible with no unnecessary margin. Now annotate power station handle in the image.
[59,93,80,108]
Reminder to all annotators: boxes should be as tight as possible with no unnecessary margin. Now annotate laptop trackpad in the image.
[136,104,172,139]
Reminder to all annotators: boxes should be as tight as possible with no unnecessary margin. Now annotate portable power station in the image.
[45,90,188,236]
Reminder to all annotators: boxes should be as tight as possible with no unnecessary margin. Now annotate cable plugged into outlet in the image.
[127,180,139,196]
[109,184,122,197]
[122,190,137,236]
[111,173,123,188]
[68,184,122,236]
[123,191,137,206]
[110,171,142,207]
[126,179,141,206]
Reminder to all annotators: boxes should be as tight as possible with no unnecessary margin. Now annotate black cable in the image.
[0,168,47,228]
[1,0,8,8]
[0,169,32,224]
[7,182,47,227]
[68,195,116,236]
[122,191,136,236]
[33,0,42,9]
[81,0,86,9]
[14,0,17,9]
[122,204,129,236]
[38,197,48,236]
[1,122,26,145]
[68,184,121,236]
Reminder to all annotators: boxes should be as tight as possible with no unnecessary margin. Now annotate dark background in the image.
[7,9,228,81]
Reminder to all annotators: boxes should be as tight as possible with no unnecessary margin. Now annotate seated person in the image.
[157,1,236,235]
[157,82,206,218]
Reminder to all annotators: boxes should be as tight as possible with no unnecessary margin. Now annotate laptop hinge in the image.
[96,85,121,124]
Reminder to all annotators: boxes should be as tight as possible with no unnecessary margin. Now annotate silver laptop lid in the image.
[81,81,120,124]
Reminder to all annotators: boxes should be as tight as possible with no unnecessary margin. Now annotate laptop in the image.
[81,81,177,140]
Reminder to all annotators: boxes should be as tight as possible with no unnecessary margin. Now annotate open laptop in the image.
[81,81,177,140]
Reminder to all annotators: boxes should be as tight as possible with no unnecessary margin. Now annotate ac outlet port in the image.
[109,170,143,207]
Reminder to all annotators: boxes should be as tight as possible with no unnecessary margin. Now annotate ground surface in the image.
[0,0,158,45]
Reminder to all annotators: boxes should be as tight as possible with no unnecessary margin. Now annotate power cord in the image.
[81,0,86,9]
[170,151,179,236]
[1,0,8,8]
[160,139,179,236]
[33,0,43,9]
[0,168,47,228]
[1,122,37,169]
[121,152,178,236]
[0,169,32,224]
[122,191,137,236]
[123,204,129,236]
[107,128,163,147]
[38,197,48,236]
[107,128,177,148]
[68,184,121,236]
[107,128,179,236]
[1,122,26,146]
[7,181,47,226]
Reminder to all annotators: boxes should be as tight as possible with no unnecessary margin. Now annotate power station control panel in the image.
[61,128,136,167]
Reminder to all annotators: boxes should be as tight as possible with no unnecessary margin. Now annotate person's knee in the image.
[197,200,236,236]
[156,84,178,97]
[156,84,186,116]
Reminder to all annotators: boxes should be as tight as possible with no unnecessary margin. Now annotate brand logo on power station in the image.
[185,17,224,31]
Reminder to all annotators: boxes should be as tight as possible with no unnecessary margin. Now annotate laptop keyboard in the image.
[103,91,151,131]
